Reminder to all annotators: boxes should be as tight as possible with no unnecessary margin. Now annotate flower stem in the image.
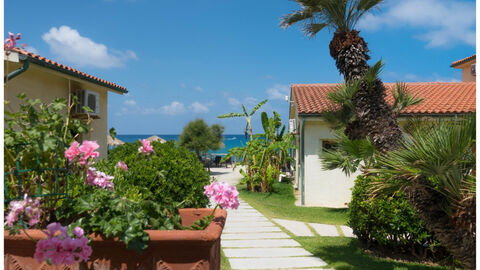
[22,228,37,243]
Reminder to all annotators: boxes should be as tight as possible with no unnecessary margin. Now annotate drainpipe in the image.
[300,117,305,206]
[4,54,30,83]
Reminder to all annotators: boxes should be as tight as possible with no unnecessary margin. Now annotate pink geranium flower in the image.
[138,139,154,154]
[115,161,129,171]
[5,194,41,227]
[86,167,114,191]
[4,32,21,51]
[65,140,100,166]
[34,223,91,266]
[204,182,240,209]
[64,141,80,162]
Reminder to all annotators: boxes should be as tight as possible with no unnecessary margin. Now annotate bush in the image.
[348,175,445,259]
[99,141,210,208]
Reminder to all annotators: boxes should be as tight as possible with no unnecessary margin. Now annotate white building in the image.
[289,81,476,208]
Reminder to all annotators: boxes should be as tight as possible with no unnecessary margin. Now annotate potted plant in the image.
[4,95,238,270]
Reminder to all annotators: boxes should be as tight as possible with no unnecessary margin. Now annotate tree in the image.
[109,127,117,140]
[179,119,224,159]
[218,99,267,141]
[281,0,402,152]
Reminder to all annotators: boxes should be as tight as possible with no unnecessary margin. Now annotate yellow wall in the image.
[454,60,476,82]
[4,60,115,158]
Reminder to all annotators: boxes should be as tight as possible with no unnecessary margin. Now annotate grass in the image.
[238,181,447,270]
[220,249,232,270]
[295,236,446,270]
[238,181,348,225]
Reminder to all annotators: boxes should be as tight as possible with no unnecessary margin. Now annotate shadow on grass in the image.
[296,237,446,270]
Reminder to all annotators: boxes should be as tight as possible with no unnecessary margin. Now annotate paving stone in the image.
[309,223,339,237]
[273,218,314,236]
[221,239,301,248]
[223,226,281,233]
[228,256,327,269]
[228,212,264,217]
[226,217,270,223]
[223,247,312,258]
[225,221,274,228]
[340,225,355,238]
[222,232,290,240]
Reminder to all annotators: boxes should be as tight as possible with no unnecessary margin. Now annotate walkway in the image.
[222,198,328,269]
[210,167,352,269]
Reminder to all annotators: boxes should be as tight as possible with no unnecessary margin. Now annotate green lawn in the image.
[295,236,445,270]
[221,249,232,270]
[238,181,348,225]
[237,181,447,270]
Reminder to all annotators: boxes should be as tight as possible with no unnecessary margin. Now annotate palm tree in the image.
[218,99,267,140]
[369,115,476,269]
[281,0,402,151]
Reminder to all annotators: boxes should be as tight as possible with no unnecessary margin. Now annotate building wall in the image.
[302,120,358,208]
[455,61,476,82]
[4,61,111,157]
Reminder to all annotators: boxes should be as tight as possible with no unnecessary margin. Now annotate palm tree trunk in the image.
[405,179,475,269]
[329,30,402,151]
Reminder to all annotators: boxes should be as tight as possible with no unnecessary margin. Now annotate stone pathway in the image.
[222,199,328,269]
[272,218,356,238]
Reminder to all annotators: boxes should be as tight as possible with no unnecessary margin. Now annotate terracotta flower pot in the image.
[4,208,227,270]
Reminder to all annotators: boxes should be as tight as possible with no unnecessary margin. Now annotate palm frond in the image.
[363,60,383,89]
[391,82,423,115]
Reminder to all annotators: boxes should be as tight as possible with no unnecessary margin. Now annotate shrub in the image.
[348,175,445,260]
[100,140,210,208]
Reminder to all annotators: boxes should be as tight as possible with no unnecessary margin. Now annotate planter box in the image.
[5,208,227,270]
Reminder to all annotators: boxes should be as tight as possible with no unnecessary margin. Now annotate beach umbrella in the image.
[107,135,124,146]
[146,135,166,143]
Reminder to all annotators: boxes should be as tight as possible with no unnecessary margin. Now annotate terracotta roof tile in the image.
[10,48,127,93]
[292,82,476,115]
[451,54,476,67]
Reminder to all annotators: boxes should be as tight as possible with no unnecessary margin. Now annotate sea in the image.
[116,134,247,155]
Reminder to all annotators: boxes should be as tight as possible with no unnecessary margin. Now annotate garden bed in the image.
[5,208,227,270]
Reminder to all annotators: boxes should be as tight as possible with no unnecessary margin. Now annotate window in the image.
[322,140,338,152]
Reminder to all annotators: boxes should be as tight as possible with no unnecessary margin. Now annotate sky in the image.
[5,0,476,134]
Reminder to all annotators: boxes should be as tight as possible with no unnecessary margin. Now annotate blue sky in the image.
[5,0,476,134]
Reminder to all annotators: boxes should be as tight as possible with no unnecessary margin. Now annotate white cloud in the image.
[24,46,39,54]
[189,102,209,113]
[124,99,136,106]
[180,83,187,88]
[195,86,204,92]
[358,0,475,47]
[263,75,273,80]
[244,97,258,105]
[158,101,186,115]
[266,84,289,100]
[42,25,137,68]
[384,71,460,82]
[228,97,241,106]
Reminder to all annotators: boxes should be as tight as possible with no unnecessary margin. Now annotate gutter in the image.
[300,117,305,206]
[4,54,29,83]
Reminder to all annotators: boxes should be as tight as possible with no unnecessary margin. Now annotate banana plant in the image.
[218,99,267,140]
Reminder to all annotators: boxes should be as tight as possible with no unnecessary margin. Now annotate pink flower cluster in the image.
[5,194,41,227]
[86,168,114,191]
[4,32,21,51]
[204,182,240,209]
[34,223,92,266]
[138,139,154,154]
[115,160,129,171]
[65,141,100,166]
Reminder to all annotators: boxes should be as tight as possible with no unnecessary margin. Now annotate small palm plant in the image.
[368,115,476,269]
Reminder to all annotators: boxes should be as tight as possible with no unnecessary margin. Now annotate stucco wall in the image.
[303,120,358,208]
[4,61,110,158]
[455,61,476,82]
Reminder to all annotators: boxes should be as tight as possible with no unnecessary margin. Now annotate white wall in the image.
[303,120,358,208]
